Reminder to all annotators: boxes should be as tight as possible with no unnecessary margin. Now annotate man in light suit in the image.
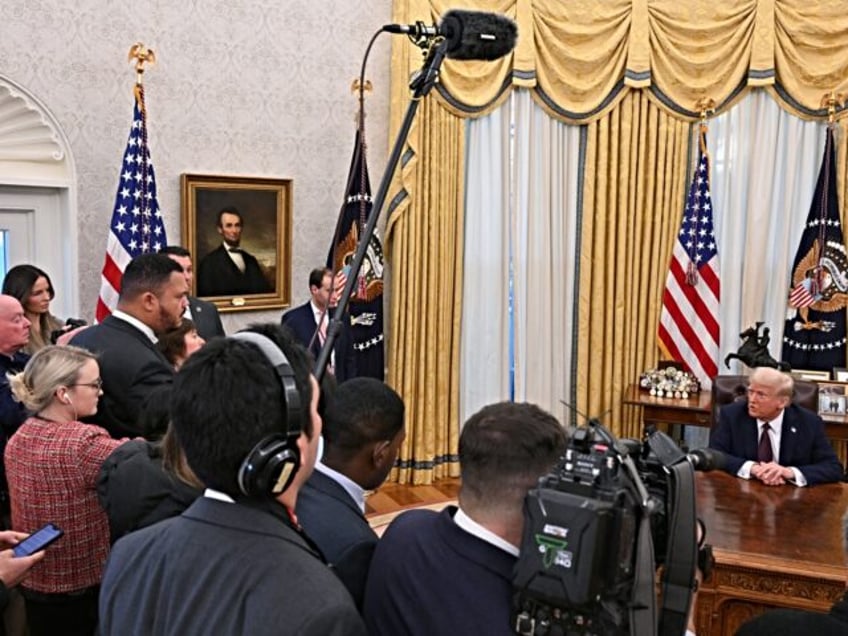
[282,267,356,381]
[71,254,187,439]
[99,324,366,635]
[710,366,843,486]
[296,377,405,609]
[160,245,225,340]
[196,207,272,297]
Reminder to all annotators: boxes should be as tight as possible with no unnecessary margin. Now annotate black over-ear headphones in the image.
[230,332,303,498]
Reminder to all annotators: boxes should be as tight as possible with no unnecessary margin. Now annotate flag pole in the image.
[314,37,450,382]
[95,43,167,321]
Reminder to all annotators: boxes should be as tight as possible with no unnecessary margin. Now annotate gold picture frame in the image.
[792,368,832,382]
[180,174,292,312]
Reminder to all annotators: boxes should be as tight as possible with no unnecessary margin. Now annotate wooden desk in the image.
[695,471,848,635]
[623,384,848,441]
[622,384,712,430]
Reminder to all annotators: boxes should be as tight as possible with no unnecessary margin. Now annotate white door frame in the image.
[0,74,78,313]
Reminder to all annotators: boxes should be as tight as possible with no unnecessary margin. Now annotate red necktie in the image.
[318,317,334,375]
[318,317,327,346]
[757,422,773,462]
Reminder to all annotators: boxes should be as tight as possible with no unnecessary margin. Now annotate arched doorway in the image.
[0,75,79,316]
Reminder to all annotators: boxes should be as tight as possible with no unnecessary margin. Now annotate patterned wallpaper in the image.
[0,0,392,332]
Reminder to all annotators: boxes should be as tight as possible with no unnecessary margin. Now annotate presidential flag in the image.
[327,127,385,380]
[95,85,167,322]
[658,126,720,387]
[782,127,847,370]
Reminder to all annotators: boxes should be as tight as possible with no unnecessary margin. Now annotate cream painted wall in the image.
[1,0,392,332]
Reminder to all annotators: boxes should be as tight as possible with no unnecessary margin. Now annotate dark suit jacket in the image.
[196,245,271,297]
[363,506,517,636]
[282,302,356,381]
[296,470,377,609]
[736,590,848,635]
[70,316,174,439]
[99,497,366,636]
[710,401,843,485]
[187,296,224,340]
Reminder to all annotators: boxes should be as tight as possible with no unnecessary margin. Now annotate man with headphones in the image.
[98,324,366,635]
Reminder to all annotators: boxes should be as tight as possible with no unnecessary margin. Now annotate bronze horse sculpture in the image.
[724,322,791,371]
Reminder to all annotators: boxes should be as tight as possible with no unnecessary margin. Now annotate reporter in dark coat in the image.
[70,254,188,439]
[296,377,405,608]
[710,366,843,486]
[160,246,225,340]
[282,267,356,381]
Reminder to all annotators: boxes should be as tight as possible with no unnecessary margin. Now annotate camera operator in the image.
[362,401,567,635]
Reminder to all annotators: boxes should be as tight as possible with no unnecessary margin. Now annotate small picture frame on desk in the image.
[792,369,831,382]
[818,381,848,416]
[833,367,848,382]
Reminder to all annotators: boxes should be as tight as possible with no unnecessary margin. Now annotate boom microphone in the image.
[383,9,517,61]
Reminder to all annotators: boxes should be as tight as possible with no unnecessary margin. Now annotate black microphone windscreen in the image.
[688,448,727,472]
[440,9,517,61]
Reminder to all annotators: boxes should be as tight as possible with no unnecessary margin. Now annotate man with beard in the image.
[71,253,188,439]
[197,207,272,297]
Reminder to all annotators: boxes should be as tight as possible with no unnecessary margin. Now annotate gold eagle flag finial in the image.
[695,97,716,131]
[820,91,845,125]
[128,43,156,86]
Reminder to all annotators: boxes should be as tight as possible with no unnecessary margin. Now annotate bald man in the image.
[0,295,32,517]
[710,366,843,486]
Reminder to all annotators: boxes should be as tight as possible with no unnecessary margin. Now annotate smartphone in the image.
[13,523,64,557]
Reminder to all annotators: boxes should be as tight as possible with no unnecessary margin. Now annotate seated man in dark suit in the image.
[282,267,356,381]
[296,377,405,609]
[160,245,225,340]
[736,506,848,635]
[99,325,366,635]
[362,401,567,636]
[196,207,272,297]
[710,366,843,486]
[71,254,187,438]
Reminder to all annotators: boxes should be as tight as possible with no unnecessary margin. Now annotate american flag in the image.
[95,85,167,322]
[658,128,720,387]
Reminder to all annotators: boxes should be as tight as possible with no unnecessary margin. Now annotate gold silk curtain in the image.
[386,0,848,483]
[577,94,690,439]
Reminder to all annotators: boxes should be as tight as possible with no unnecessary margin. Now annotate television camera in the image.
[512,420,720,636]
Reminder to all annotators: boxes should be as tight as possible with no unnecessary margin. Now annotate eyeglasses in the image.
[72,378,103,390]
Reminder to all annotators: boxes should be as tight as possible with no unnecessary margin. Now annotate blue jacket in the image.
[363,506,517,636]
[710,400,843,485]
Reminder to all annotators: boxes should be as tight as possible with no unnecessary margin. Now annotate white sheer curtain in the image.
[461,90,582,427]
[461,94,511,423]
[461,88,828,434]
[710,91,827,372]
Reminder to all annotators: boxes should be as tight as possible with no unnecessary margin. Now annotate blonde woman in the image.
[5,345,127,636]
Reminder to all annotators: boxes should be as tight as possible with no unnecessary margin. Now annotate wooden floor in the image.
[364,477,460,517]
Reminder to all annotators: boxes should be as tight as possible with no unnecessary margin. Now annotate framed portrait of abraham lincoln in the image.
[180,174,292,312]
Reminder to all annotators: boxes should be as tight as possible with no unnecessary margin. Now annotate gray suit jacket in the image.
[99,496,366,636]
